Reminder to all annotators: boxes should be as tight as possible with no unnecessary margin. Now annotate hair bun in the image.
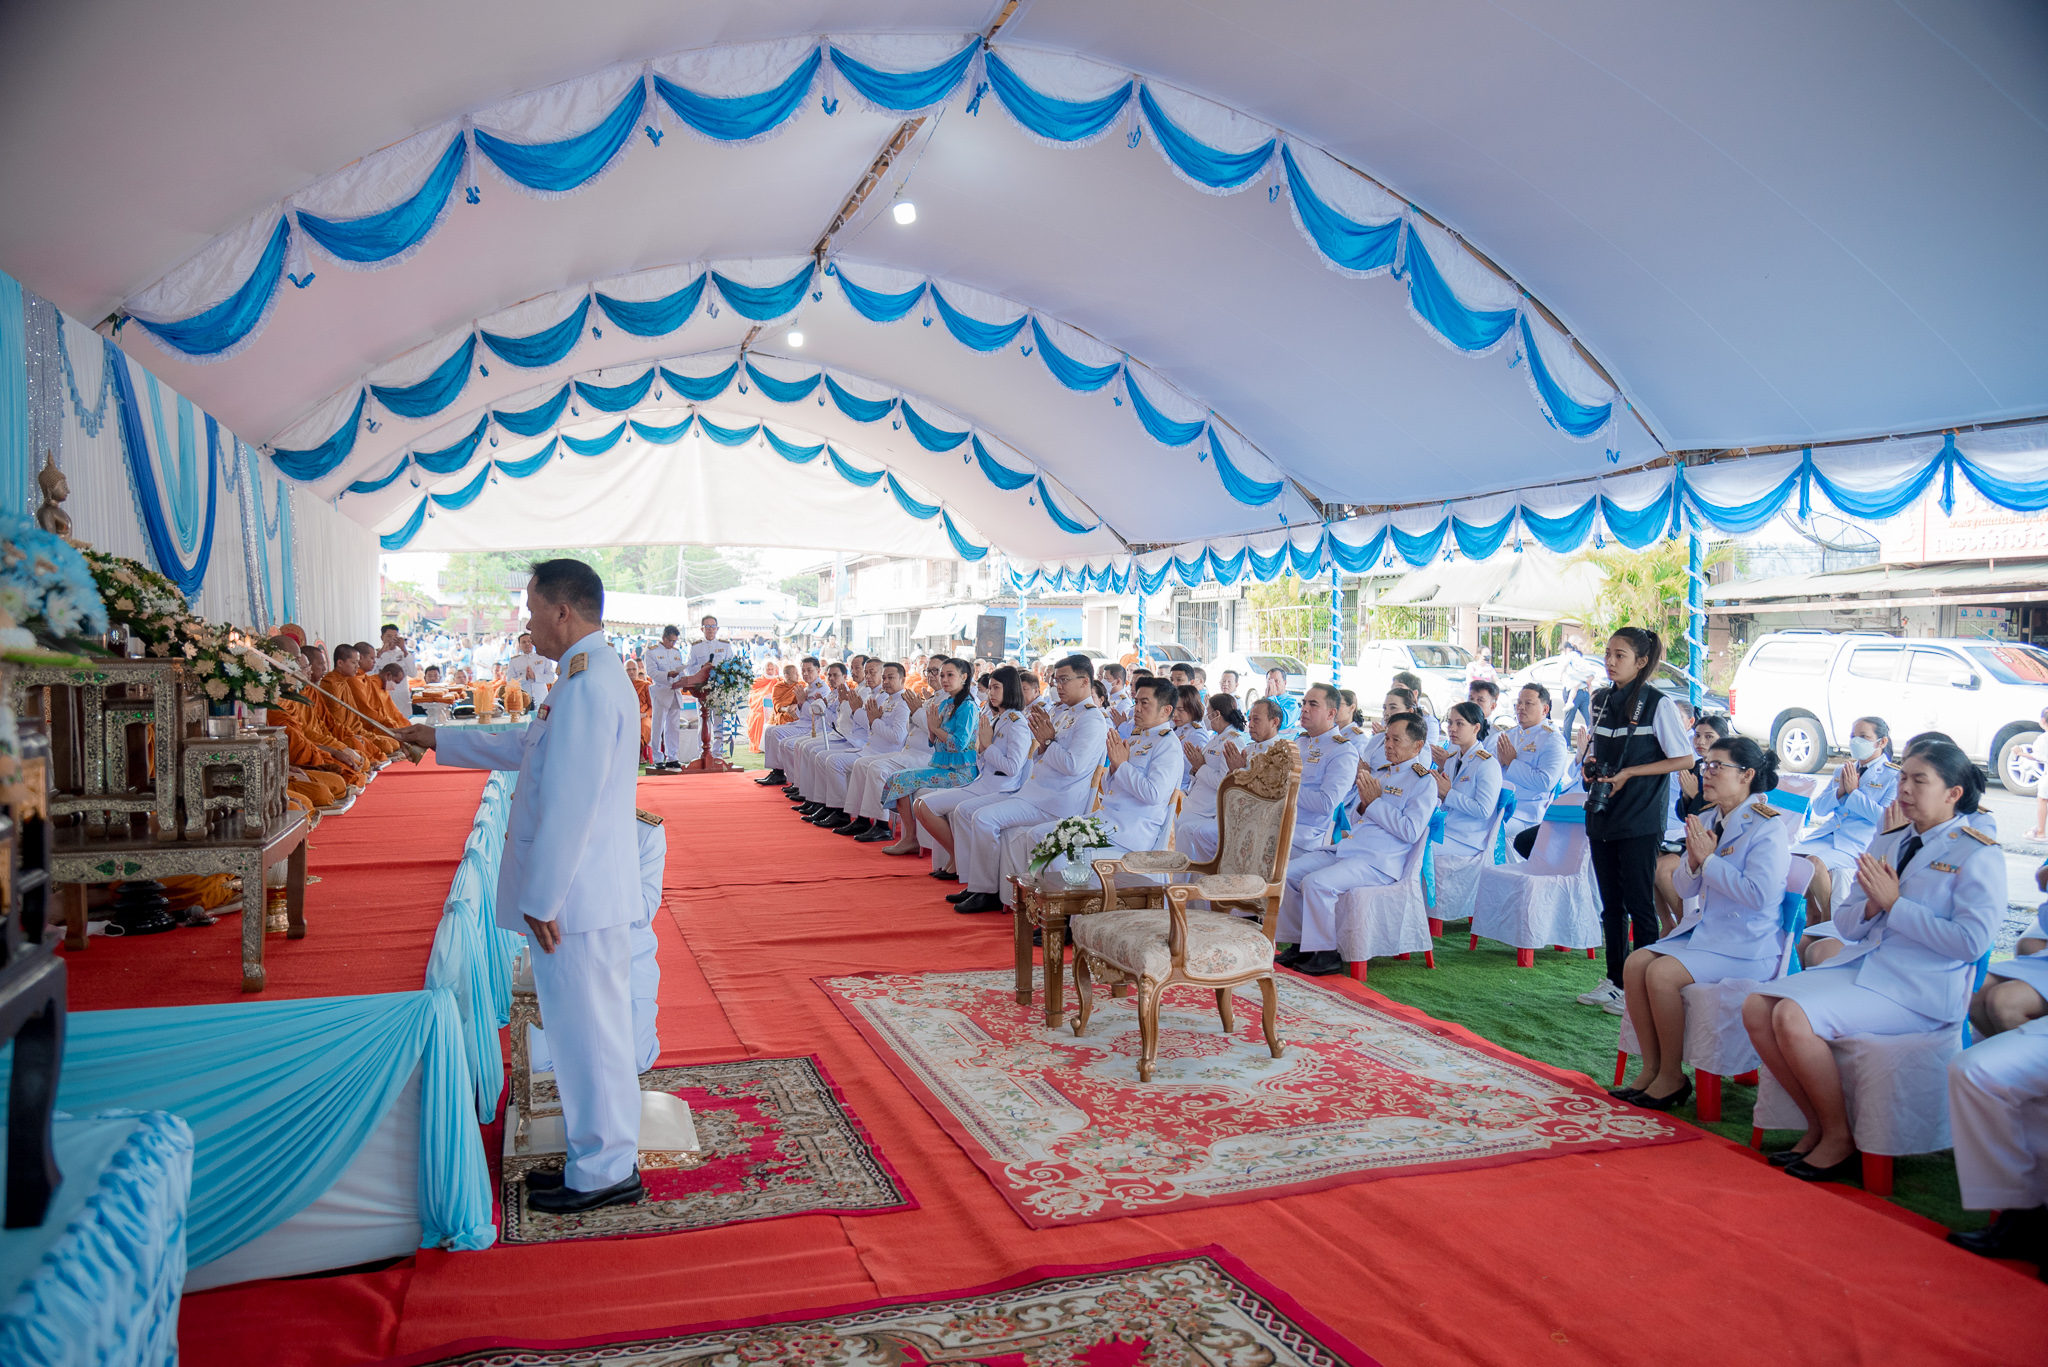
[1756,748,1780,789]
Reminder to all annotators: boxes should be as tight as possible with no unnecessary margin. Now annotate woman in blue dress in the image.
[877,657,981,855]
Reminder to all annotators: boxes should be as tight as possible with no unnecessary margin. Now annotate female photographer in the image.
[1741,742,2002,1180]
[1575,628,1698,1012]
[1616,736,1790,1110]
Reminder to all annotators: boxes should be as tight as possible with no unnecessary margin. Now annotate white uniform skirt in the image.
[1790,837,1859,880]
[1644,931,1777,986]
[1988,954,2048,995]
[1750,964,1943,1040]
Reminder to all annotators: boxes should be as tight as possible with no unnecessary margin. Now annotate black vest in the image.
[1586,681,1672,841]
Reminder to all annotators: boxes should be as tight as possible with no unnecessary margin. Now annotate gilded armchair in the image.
[1070,740,1302,1081]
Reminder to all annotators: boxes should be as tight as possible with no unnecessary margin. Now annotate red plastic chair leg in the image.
[1467,934,1479,950]
[1695,1071,1722,1123]
[1733,1070,1759,1086]
[1586,947,1597,960]
[1514,947,1535,967]
[1428,917,1444,936]
[1423,950,1436,969]
[1749,1127,1764,1151]
[1553,944,1567,952]
[1863,1154,1893,1196]
[1347,961,1367,981]
[1613,1050,1628,1086]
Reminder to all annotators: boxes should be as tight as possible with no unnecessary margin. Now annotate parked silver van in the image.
[1728,629,2048,791]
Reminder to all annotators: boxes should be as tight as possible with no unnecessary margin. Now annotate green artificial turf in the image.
[1358,927,1980,1231]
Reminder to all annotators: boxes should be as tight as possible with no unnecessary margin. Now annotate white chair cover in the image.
[1430,797,1510,923]
[1754,1024,1963,1156]
[1617,979,1769,1077]
[1331,829,1433,963]
[1469,816,1599,950]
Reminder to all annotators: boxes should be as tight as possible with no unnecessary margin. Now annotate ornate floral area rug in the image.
[818,968,1691,1227]
[382,1246,1383,1367]
[499,1055,913,1244]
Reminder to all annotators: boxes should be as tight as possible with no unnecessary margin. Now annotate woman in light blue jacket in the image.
[1432,701,1504,859]
[1743,741,2003,1181]
[1792,715,1900,921]
[1616,736,1791,1111]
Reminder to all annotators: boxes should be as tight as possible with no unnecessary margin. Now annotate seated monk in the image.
[626,658,654,753]
[314,645,396,759]
[348,661,412,736]
[262,637,367,800]
[747,671,777,754]
[159,874,241,917]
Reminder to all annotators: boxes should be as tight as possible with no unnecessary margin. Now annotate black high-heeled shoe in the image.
[1767,1146,1817,1168]
[1607,1086,1645,1103]
[1631,1076,1693,1113]
[1784,1151,1862,1183]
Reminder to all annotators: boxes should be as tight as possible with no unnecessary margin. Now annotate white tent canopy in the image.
[3,1,2043,565]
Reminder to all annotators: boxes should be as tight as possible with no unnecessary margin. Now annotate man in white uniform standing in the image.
[681,615,737,759]
[643,626,688,772]
[505,631,557,703]
[400,559,644,1214]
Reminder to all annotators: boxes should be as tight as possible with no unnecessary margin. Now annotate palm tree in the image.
[1569,539,1731,674]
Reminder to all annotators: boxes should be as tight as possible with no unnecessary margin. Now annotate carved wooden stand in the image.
[676,687,735,774]
[0,669,62,1228]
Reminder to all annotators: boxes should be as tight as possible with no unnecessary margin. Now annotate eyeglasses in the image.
[1698,761,1749,776]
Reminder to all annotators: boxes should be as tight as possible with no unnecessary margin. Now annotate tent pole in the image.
[1135,588,1145,667]
[1686,524,1705,710]
[1329,560,1342,681]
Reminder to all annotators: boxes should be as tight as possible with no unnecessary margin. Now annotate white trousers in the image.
[1947,1027,2048,1210]
[1177,817,1219,865]
[797,736,854,801]
[916,785,983,870]
[763,722,809,771]
[1278,849,1398,952]
[849,751,916,823]
[649,690,684,764]
[789,736,832,798]
[825,746,877,809]
[957,794,1063,893]
[630,919,661,1074]
[529,923,639,1191]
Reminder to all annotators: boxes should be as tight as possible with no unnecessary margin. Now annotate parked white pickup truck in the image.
[1728,630,2048,791]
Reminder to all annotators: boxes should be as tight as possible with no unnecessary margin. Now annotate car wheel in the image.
[1773,715,1827,774]
[1996,731,2045,795]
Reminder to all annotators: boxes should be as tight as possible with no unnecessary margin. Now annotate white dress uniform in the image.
[1175,726,1249,864]
[374,645,417,678]
[794,688,867,801]
[1792,757,1901,876]
[848,696,931,823]
[1948,907,2048,1209]
[1173,723,1213,790]
[505,649,557,702]
[1279,760,1440,952]
[1002,721,1187,901]
[826,688,910,810]
[956,700,1108,896]
[1657,793,1795,982]
[1755,815,2004,1038]
[1498,719,1570,833]
[1437,739,1505,859]
[643,642,687,763]
[763,679,828,772]
[1288,726,1363,852]
[631,809,664,1072]
[920,709,1033,870]
[435,629,641,1192]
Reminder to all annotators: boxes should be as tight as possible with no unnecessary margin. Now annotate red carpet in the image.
[175,772,2048,1367]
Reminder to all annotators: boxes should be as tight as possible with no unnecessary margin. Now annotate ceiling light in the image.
[786,329,804,348]
[892,200,917,226]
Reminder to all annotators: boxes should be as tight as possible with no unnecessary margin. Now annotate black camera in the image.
[1582,761,1614,818]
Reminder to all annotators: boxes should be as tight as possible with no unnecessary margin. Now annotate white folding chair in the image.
[1425,790,1514,934]
[1468,795,1599,966]
[1331,827,1435,980]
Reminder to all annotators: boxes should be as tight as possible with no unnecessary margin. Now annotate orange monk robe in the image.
[314,672,396,757]
[767,679,801,726]
[266,706,365,790]
[347,672,409,733]
[632,676,653,748]
[161,874,242,912]
[746,678,776,752]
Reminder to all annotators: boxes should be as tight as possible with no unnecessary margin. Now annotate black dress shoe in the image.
[805,808,840,824]
[946,889,975,903]
[527,1169,644,1213]
[1274,945,1308,968]
[756,769,786,785]
[782,785,802,797]
[930,870,959,882]
[1948,1207,2047,1260]
[855,827,894,843]
[954,892,1003,913]
[1767,1147,1817,1168]
[1784,1151,1862,1183]
[1631,1076,1694,1113]
[793,801,818,813]
[1293,950,1346,976]
[820,812,853,830]
[836,818,874,837]
[523,1166,565,1190]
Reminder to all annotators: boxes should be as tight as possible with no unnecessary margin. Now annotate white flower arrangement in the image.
[0,512,108,654]
[702,657,755,717]
[1028,814,1114,873]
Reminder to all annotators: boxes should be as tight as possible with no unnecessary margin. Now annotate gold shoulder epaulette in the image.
[1881,819,1912,835]
[564,652,588,679]
[1751,801,1780,820]
[1959,825,1998,845]
[1411,761,1430,777]
[1474,749,1493,762]
[635,808,662,826]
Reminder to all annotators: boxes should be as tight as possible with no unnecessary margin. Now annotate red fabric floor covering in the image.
[177,772,2048,1367]
[64,755,490,1010]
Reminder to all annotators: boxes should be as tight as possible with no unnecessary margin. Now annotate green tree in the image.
[1569,539,1731,675]
[1244,575,1330,660]
[778,573,820,607]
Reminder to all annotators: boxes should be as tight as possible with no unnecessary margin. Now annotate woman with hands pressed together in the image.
[1177,694,1253,863]
[1741,742,2003,1180]
[1616,736,1791,1111]
[1433,701,1504,860]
